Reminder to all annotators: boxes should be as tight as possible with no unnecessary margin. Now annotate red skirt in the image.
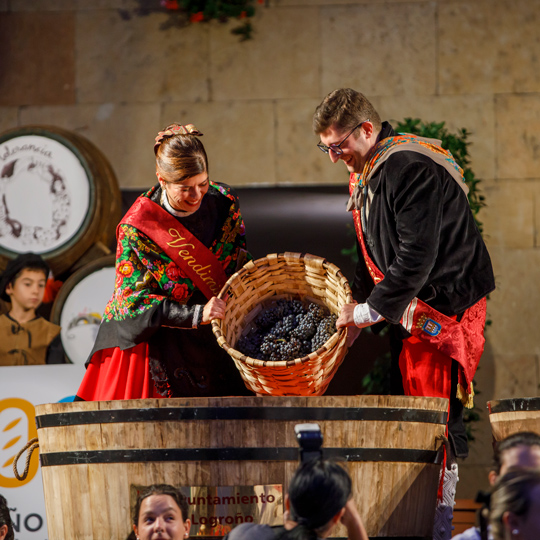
[77,343,167,401]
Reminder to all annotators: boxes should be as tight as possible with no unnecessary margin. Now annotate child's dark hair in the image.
[492,431,540,474]
[0,493,14,540]
[10,261,49,283]
[132,484,190,527]
[284,458,352,540]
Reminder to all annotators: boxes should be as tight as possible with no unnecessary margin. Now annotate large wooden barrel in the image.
[35,396,448,540]
[488,397,540,441]
[0,126,121,276]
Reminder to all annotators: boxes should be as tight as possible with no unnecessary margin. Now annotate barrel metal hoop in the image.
[488,397,540,414]
[35,407,448,428]
[39,447,443,467]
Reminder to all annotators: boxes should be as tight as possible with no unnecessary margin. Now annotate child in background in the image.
[0,253,66,365]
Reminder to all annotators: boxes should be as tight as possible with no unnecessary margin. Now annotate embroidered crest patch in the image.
[422,317,442,336]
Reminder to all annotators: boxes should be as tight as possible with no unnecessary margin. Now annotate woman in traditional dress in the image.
[76,123,251,400]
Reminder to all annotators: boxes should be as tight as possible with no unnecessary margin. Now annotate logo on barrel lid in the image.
[0,133,91,254]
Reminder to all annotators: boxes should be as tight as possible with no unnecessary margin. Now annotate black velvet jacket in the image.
[352,123,495,324]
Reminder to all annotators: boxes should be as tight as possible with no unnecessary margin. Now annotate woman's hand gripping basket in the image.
[211,252,353,396]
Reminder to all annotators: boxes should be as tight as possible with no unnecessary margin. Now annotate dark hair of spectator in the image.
[489,467,540,540]
[132,484,190,527]
[0,493,14,540]
[284,458,352,540]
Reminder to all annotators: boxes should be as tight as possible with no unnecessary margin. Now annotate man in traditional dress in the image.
[313,88,495,538]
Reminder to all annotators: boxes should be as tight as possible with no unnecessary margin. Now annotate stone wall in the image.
[2,0,540,499]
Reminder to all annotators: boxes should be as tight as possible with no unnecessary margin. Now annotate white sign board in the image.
[0,364,86,540]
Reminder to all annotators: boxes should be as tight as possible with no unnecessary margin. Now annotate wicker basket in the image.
[211,252,353,396]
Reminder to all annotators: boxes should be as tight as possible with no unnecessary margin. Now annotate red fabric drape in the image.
[399,336,452,400]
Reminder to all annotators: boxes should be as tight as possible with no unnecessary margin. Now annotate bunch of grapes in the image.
[236,299,338,362]
[311,313,338,351]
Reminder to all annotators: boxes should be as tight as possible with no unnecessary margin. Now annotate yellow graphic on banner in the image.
[0,398,38,487]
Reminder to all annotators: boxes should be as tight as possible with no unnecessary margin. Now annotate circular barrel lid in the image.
[0,126,121,276]
[50,255,116,365]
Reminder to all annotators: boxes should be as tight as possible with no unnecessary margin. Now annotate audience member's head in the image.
[285,458,352,539]
[490,432,540,485]
[0,494,14,540]
[0,252,49,307]
[132,484,190,540]
[490,467,540,540]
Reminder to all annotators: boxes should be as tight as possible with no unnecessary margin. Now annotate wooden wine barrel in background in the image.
[35,395,447,540]
[50,255,116,364]
[0,126,121,277]
[488,397,540,441]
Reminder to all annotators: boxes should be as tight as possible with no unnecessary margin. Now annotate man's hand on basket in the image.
[202,297,226,324]
[337,303,361,347]
[337,303,384,329]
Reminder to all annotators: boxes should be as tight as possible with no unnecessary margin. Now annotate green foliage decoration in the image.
[126,0,266,41]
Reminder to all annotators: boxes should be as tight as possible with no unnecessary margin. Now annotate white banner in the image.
[0,364,86,540]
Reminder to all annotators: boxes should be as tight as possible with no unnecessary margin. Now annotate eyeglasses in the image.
[317,120,370,155]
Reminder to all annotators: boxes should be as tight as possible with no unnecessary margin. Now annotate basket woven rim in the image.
[218,251,352,299]
[211,252,352,366]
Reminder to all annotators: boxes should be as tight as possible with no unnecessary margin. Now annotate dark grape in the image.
[311,314,338,351]
[236,299,337,362]
[291,313,317,340]
[236,329,264,357]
